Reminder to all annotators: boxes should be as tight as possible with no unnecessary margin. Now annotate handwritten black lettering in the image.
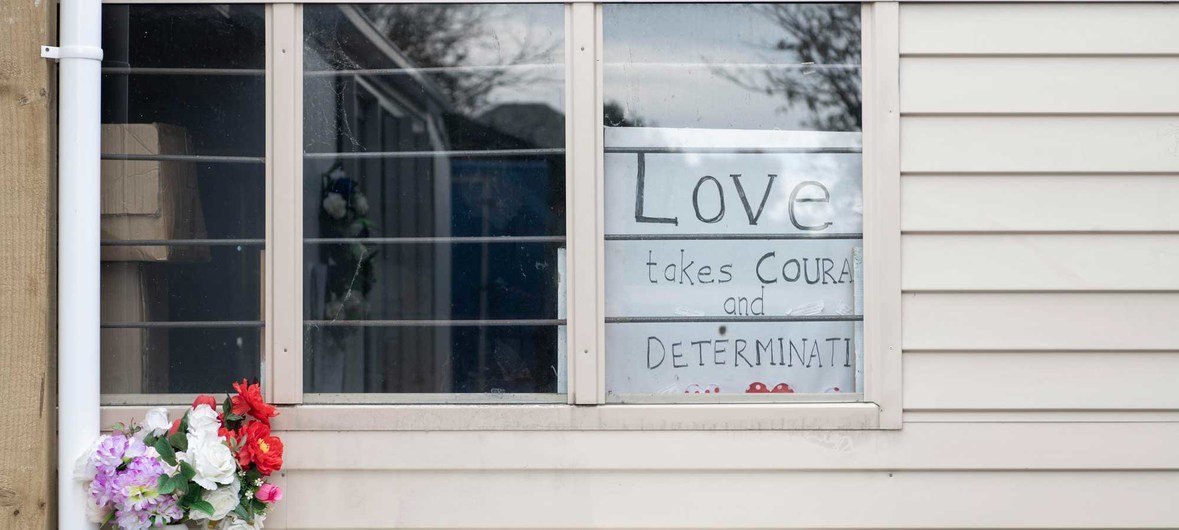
[756,252,777,284]
[647,336,666,369]
[789,180,833,231]
[730,173,777,225]
[692,176,725,223]
[633,152,677,225]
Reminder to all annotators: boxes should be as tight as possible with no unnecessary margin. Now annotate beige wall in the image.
[266,3,1179,528]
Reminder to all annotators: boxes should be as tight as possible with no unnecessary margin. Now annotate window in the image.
[601,4,864,402]
[99,5,266,396]
[98,0,900,428]
[301,4,566,397]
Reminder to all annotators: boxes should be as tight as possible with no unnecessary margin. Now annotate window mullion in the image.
[567,2,605,405]
[861,1,902,428]
[267,3,304,404]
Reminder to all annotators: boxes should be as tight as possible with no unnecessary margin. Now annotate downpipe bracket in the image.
[41,45,104,61]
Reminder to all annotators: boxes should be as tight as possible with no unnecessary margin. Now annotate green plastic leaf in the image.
[173,476,189,496]
[157,476,177,495]
[181,486,202,506]
[179,461,196,480]
[191,500,216,516]
[168,431,188,453]
[153,438,177,467]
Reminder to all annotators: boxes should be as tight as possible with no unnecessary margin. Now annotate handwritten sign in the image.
[604,127,863,396]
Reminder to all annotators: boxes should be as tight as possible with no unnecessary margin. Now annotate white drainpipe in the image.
[47,0,103,524]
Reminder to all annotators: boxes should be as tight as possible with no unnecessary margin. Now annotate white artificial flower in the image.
[73,434,108,482]
[84,495,110,524]
[322,192,347,219]
[185,437,237,490]
[328,167,346,181]
[139,407,171,438]
[220,513,266,530]
[353,193,369,216]
[187,404,221,440]
[190,478,241,521]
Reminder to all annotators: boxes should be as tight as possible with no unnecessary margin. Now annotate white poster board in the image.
[603,127,863,397]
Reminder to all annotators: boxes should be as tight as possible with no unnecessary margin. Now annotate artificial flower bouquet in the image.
[76,380,284,529]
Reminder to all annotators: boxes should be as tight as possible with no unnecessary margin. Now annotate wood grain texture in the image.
[905,351,1179,410]
[902,175,1179,232]
[903,292,1179,351]
[901,234,1179,291]
[0,0,55,528]
[275,422,1179,471]
[901,116,1179,173]
[273,470,1179,528]
[900,3,1179,55]
[901,57,1179,114]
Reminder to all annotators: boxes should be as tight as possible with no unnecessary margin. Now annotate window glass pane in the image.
[302,4,566,395]
[99,4,265,397]
[603,4,863,401]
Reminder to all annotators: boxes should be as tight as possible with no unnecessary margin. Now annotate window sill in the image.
[102,402,884,431]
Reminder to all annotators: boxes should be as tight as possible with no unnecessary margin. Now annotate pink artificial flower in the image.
[255,483,283,503]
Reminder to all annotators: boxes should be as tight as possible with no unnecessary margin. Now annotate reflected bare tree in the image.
[604,100,649,127]
[717,4,862,131]
[360,5,561,113]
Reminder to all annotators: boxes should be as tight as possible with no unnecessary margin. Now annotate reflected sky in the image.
[604,4,861,131]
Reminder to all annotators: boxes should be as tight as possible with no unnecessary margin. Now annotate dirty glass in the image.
[98,4,265,397]
[601,4,865,401]
[302,4,566,396]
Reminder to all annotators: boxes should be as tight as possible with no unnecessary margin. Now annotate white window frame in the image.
[99,0,902,431]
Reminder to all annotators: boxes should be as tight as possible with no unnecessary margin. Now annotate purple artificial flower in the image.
[93,435,131,470]
[93,434,148,471]
[113,456,166,512]
[87,469,119,507]
[85,433,183,529]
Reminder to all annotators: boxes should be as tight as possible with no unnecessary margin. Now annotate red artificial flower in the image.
[192,394,218,410]
[167,418,181,437]
[249,433,284,476]
[228,420,271,469]
[230,379,277,425]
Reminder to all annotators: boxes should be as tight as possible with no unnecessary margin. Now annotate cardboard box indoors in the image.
[101,122,209,262]
[101,262,170,394]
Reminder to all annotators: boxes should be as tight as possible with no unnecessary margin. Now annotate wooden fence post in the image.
[0,0,57,527]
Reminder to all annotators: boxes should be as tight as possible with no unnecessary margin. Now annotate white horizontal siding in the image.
[902,234,1179,291]
[902,175,1179,232]
[905,352,1179,410]
[277,423,1179,471]
[901,57,1179,114]
[271,469,1179,528]
[898,0,1179,443]
[901,116,1179,173]
[903,293,1179,351]
[900,3,1179,55]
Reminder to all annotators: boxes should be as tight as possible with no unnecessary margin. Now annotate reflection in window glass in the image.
[603,3,861,131]
[602,4,864,400]
[99,5,265,396]
[302,4,565,395]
